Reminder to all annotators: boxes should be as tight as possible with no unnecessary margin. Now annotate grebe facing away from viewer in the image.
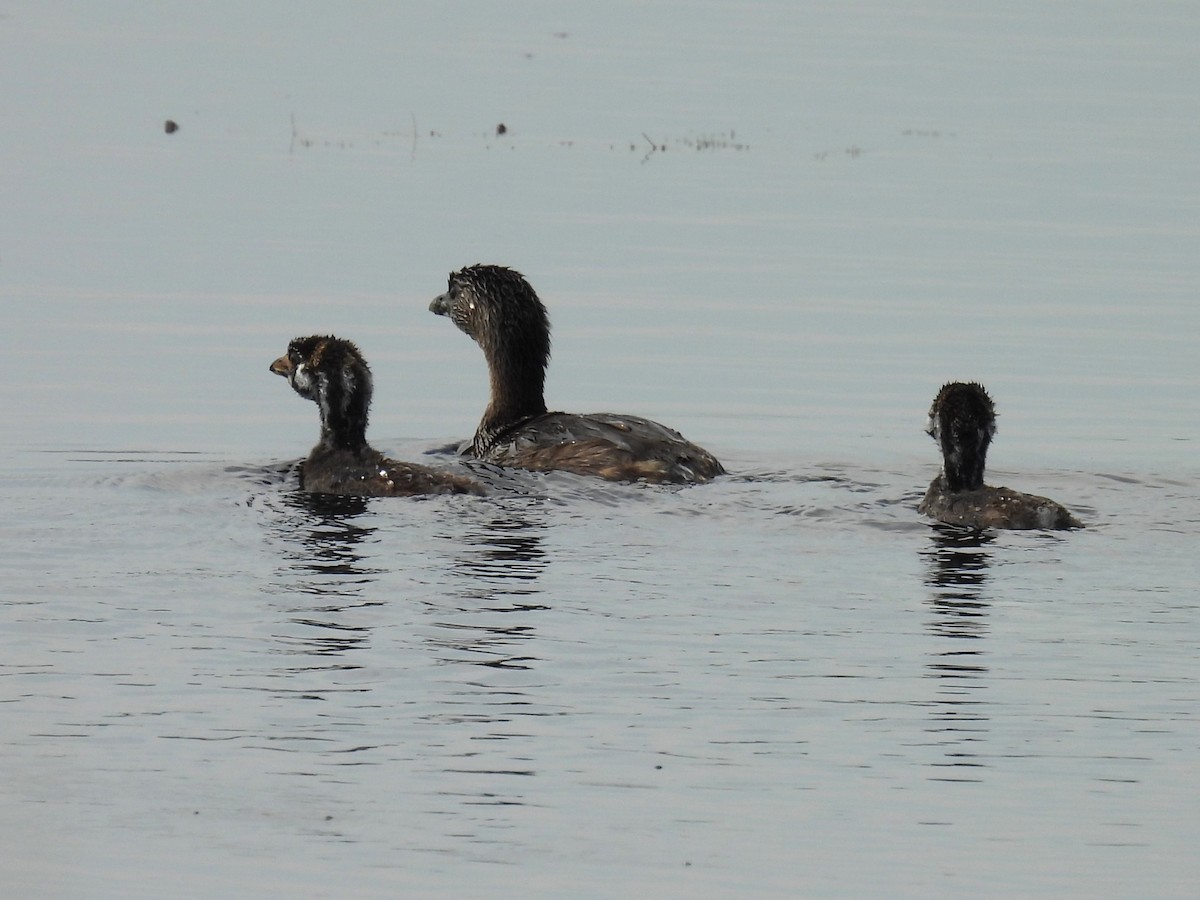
[919,381,1082,530]
[429,264,724,484]
[270,335,484,497]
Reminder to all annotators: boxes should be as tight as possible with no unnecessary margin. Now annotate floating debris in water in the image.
[164,119,178,134]
[638,130,748,162]
[285,115,749,164]
[813,145,864,161]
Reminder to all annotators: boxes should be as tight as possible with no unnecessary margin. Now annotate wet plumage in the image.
[429,264,723,484]
[919,382,1081,530]
[270,335,484,497]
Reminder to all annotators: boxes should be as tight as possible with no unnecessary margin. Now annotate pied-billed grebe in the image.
[918,381,1082,530]
[270,335,484,498]
[429,264,724,484]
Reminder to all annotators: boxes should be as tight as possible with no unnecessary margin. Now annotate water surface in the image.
[2,2,1198,897]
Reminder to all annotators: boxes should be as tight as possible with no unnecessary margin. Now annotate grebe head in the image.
[430,264,551,376]
[926,381,995,492]
[430,265,552,446]
[271,335,373,451]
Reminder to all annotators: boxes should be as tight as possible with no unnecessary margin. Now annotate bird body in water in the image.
[429,264,723,484]
[919,381,1082,530]
[270,335,484,497]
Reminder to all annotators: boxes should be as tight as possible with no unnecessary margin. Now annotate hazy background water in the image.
[2,2,1198,897]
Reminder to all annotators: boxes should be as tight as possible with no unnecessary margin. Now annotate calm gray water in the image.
[2,2,1198,897]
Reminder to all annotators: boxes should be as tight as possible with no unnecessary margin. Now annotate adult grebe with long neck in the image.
[918,381,1082,530]
[271,335,484,497]
[429,265,724,484]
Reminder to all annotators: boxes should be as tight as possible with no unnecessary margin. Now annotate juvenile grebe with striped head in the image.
[271,335,484,497]
[919,381,1081,530]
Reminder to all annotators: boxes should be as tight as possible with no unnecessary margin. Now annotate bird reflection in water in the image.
[280,488,379,583]
[263,483,553,828]
[420,510,552,823]
[426,510,550,672]
[270,488,381,661]
[921,523,995,778]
